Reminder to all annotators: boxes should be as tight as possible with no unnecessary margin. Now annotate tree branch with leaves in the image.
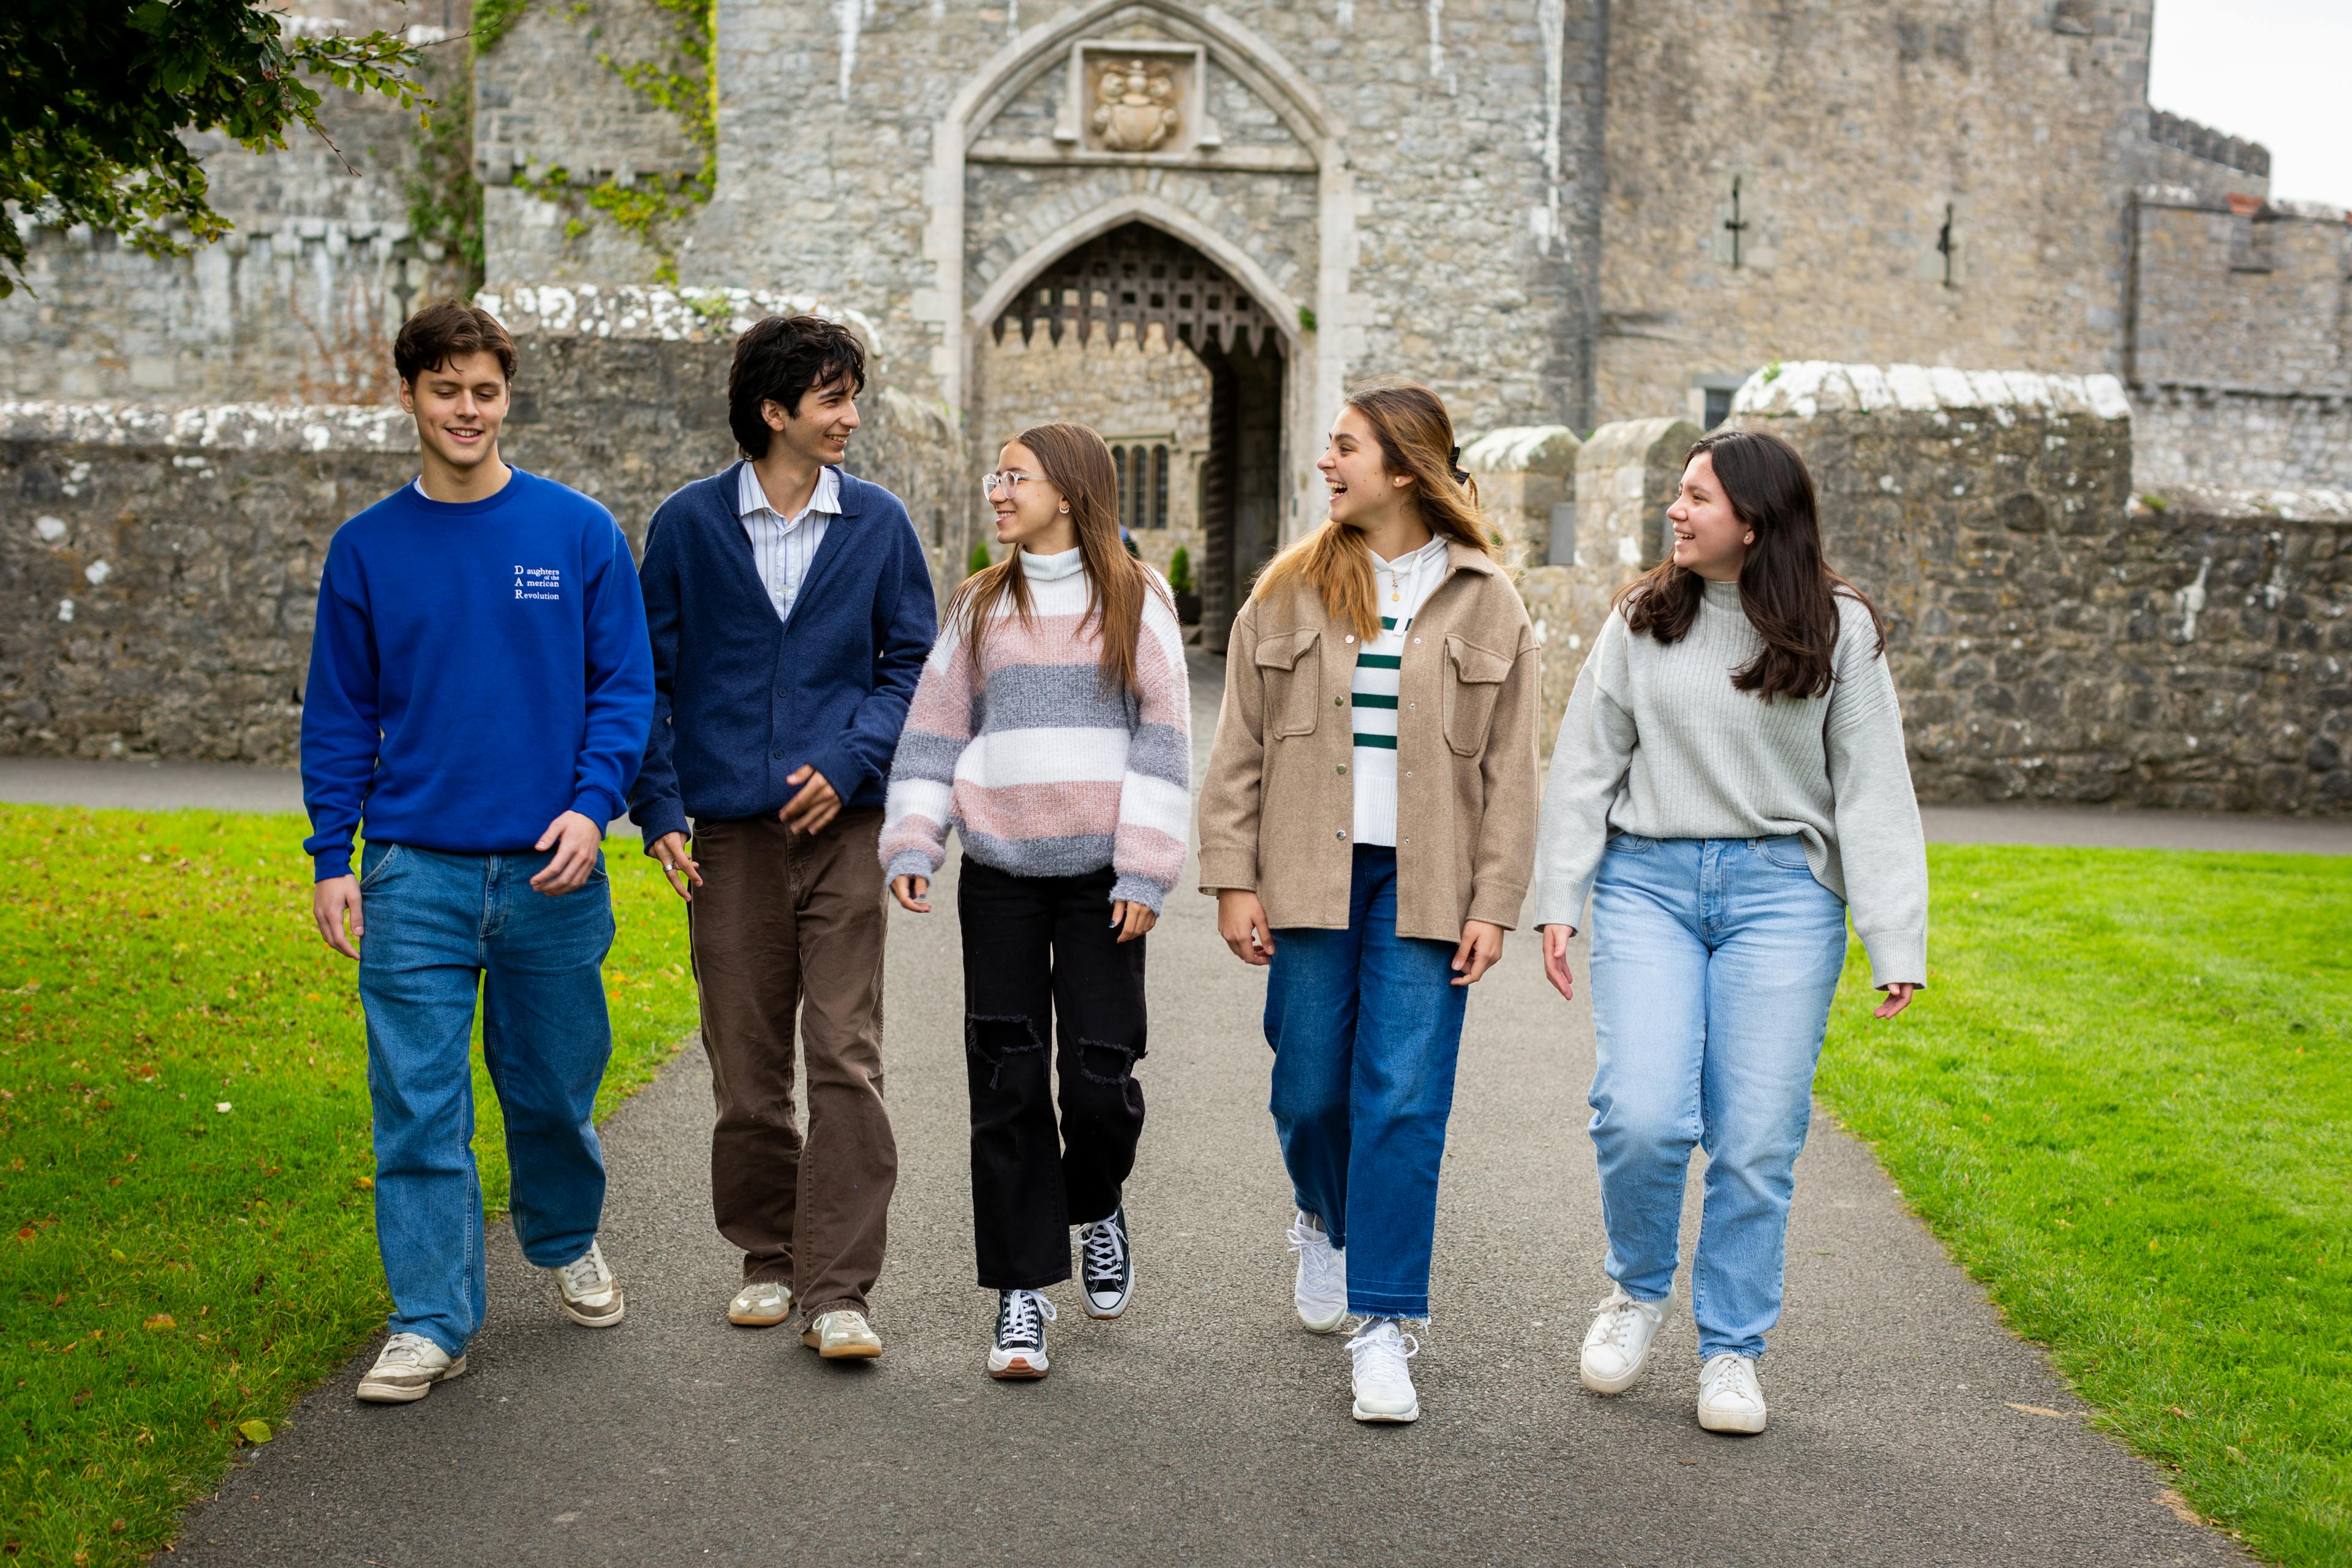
[0,1,440,298]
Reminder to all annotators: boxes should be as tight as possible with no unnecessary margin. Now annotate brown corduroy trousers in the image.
[685,807,896,1322]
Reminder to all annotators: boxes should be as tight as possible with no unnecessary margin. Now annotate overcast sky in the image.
[2148,0,2352,209]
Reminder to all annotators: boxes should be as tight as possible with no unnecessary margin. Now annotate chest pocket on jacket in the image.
[1254,627,1322,738]
[1442,634,1513,756]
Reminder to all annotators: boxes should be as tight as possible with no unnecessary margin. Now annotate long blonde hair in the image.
[948,422,1164,694]
[1252,379,1493,641]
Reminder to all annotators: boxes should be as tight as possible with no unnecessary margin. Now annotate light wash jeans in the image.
[1265,846,1469,1320]
[1586,833,1850,1362]
[356,840,616,1355]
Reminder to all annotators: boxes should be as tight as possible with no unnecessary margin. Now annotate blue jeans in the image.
[1264,846,1468,1320]
[1586,834,1850,1362]
[356,840,617,1355]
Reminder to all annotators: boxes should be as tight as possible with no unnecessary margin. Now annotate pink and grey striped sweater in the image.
[880,547,1192,910]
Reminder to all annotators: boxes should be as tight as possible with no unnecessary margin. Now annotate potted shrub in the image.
[1167,545,1201,625]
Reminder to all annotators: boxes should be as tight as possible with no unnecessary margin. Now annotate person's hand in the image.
[1874,982,1917,1020]
[1540,922,1577,1001]
[312,875,363,960]
[1216,889,1275,966]
[1450,919,1505,986]
[530,810,603,894]
[780,765,840,834]
[891,873,931,914]
[1110,899,1157,944]
[648,831,703,901]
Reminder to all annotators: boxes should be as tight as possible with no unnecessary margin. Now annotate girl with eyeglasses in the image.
[880,423,1189,1381]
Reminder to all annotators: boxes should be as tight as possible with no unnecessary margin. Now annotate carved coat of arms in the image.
[1091,58,1182,153]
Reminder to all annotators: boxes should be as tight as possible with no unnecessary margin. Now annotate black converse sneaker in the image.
[1077,1205,1134,1319]
[989,1289,1056,1380]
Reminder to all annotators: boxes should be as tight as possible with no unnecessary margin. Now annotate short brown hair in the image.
[394,300,517,385]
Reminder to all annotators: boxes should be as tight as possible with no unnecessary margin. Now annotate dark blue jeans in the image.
[1264,846,1468,1319]
[355,840,616,1355]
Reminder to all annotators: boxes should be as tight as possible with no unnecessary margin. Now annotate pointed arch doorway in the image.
[974,221,1287,651]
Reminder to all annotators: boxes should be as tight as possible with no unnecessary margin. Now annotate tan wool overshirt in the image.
[1197,541,1542,943]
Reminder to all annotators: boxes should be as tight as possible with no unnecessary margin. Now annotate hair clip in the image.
[1447,444,1469,485]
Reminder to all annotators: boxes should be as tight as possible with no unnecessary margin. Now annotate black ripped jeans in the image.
[957,858,1148,1291]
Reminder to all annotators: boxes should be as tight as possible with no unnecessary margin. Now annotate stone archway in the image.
[922,0,1355,617]
[974,221,1288,649]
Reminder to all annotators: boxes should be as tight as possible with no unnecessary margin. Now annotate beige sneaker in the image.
[552,1239,626,1328]
[728,1280,793,1327]
[356,1332,466,1403]
[801,1308,883,1359]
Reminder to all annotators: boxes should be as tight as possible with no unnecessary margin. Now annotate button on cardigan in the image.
[628,461,938,845]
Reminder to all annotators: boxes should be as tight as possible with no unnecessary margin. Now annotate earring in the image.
[1743,533,1754,544]
[1060,505,1069,514]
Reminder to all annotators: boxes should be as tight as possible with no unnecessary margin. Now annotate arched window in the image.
[1106,440,1174,528]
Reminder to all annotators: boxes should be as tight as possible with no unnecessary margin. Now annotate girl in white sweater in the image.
[1531,428,1928,1435]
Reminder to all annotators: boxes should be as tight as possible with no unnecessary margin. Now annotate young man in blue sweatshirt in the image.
[301,301,654,1404]
[630,314,936,1357]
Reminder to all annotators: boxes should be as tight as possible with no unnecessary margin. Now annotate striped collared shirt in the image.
[1350,535,1450,847]
[737,461,842,624]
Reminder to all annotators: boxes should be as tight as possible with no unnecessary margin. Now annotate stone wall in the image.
[0,294,966,764]
[2127,192,2352,490]
[1730,363,2352,813]
[2132,385,2352,493]
[1594,0,2152,428]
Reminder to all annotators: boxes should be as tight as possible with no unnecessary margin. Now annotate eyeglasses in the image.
[981,470,1041,499]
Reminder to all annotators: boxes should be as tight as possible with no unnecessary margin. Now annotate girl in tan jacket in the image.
[1197,380,1540,1425]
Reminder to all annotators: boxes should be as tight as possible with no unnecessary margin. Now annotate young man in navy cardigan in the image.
[630,314,937,1357]
[303,301,654,1403]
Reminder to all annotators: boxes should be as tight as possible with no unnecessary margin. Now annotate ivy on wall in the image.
[405,35,486,293]
[482,0,718,286]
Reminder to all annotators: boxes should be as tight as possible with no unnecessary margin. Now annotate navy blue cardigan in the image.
[628,462,938,843]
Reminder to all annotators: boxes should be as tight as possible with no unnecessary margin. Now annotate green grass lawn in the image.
[0,805,699,1566]
[1819,844,2350,1566]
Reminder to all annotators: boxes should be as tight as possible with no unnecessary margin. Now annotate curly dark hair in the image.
[726,314,869,459]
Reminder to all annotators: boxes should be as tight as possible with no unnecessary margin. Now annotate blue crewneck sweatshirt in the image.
[300,467,655,881]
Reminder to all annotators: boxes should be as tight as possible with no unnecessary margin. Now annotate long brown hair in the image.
[1618,428,1886,701]
[1253,379,1495,642]
[948,422,1164,695]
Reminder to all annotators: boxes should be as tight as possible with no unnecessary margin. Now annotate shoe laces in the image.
[1701,1353,1761,1405]
[379,1332,437,1368]
[1285,1213,1333,1258]
[1590,1287,1659,1352]
[1346,1319,1420,1382]
[558,1245,606,1295]
[1080,1215,1127,1284]
[998,1289,1057,1345]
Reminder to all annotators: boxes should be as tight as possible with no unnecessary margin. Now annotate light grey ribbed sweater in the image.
[1529,578,1928,989]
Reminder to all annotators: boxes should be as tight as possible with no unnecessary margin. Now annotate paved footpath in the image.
[20,666,2280,1566]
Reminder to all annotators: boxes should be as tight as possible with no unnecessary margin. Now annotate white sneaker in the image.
[989,1289,1057,1380]
[726,1280,793,1327]
[1346,1317,1421,1423]
[355,1332,466,1404]
[1697,1352,1768,1434]
[1286,1210,1348,1334]
[551,1239,625,1327]
[1580,1284,1669,1395]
